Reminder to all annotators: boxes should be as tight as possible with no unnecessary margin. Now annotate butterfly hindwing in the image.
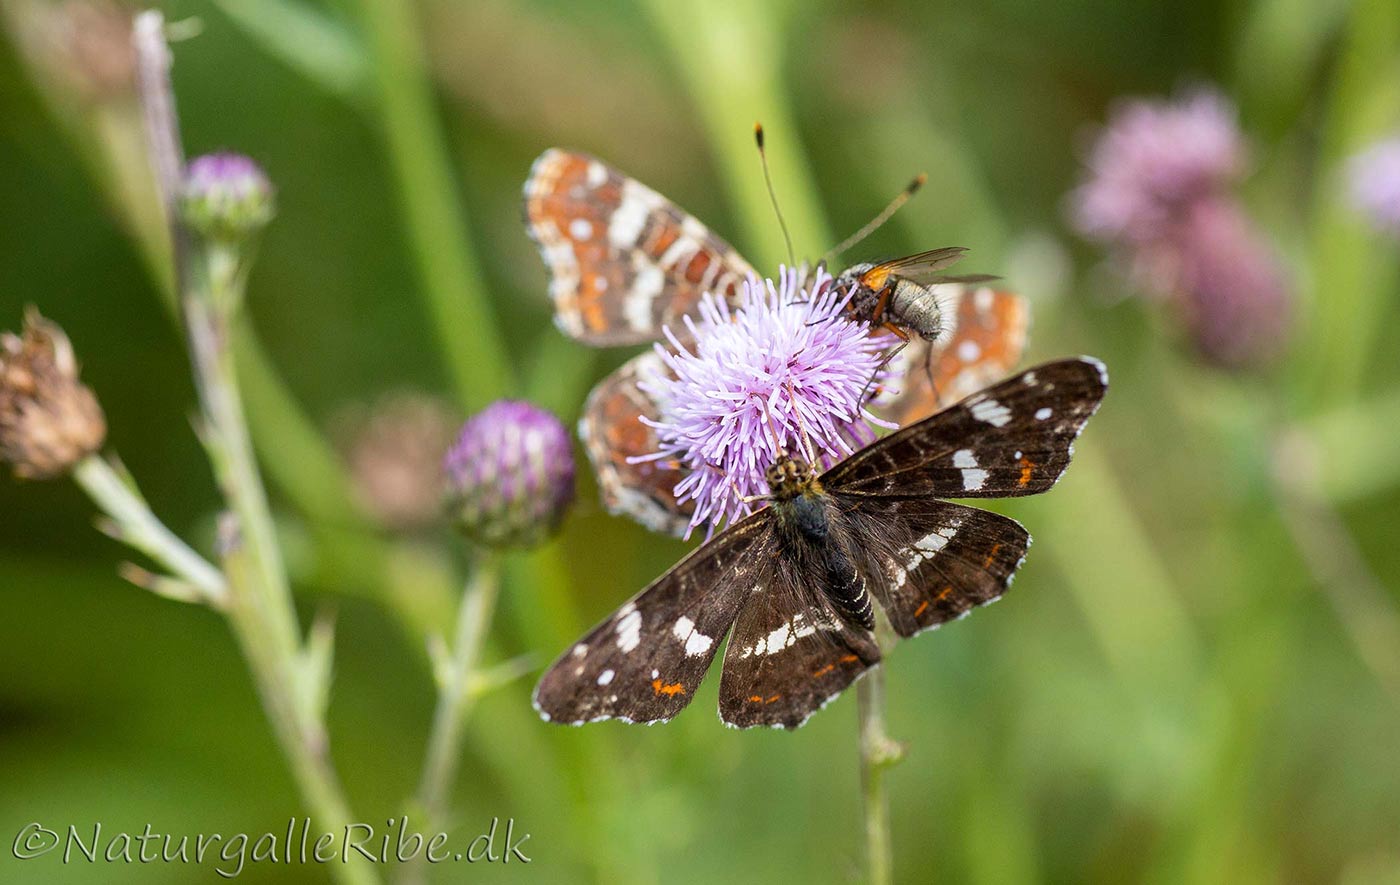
[523,149,757,345]
[532,518,769,725]
[873,286,1030,427]
[841,497,1030,638]
[718,574,881,730]
[828,357,1108,499]
[577,351,690,536]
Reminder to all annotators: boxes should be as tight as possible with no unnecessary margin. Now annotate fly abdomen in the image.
[823,546,875,630]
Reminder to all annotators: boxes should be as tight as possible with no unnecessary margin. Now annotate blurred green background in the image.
[2,0,1399,882]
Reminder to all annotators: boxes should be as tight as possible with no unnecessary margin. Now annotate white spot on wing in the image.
[1035,407,1053,421]
[608,181,653,249]
[970,398,1013,427]
[615,607,642,652]
[568,218,594,241]
[597,669,615,686]
[625,264,663,331]
[586,161,607,188]
[957,340,981,363]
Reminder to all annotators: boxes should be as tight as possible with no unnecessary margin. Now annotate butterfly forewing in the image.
[532,518,768,725]
[828,357,1108,499]
[718,579,881,730]
[524,149,757,345]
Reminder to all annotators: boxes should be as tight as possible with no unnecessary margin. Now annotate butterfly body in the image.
[764,456,877,631]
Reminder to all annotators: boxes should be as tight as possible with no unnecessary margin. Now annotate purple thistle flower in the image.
[1068,88,1292,369]
[1070,89,1245,247]
[445,400,576,548]
[635,267,897,539]
[181,152,275,240]
[1167,198,1292,368]
[1347,134,1400,236]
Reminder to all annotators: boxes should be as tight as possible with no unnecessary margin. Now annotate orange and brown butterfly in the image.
[523,148,1029,536]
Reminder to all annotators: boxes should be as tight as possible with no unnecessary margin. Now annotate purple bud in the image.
[1347,134,1400,236]
[444,400,575,548]
[181,152,275,240]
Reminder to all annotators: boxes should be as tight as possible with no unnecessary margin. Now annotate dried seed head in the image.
[445,401,576,549]
[181,152,276,241]
[0,309,106,479]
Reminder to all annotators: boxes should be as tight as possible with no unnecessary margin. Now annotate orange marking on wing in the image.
[643,217,680,259]
[683,250,712,284]
[935,586,953,602]
[766,694,781,703]
[983,544,1002,569]
[913,600,931,618]
[1017,456,1035,488]
[651,678,685,697]
[813,663,836,677]
[838,654,859,664]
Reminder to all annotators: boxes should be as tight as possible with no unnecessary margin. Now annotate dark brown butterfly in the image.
[534,357,1108,729]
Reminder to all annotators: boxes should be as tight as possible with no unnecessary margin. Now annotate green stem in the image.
[413,555,501,835]
[72,453,227,604]
[858,665,902,885]
[133,14,375,884]
[354,0,512,407]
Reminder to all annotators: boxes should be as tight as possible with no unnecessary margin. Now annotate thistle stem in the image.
[858,665,903,885]
[413,555,501,836]
[133,14,374,885]
[72,453,227,604]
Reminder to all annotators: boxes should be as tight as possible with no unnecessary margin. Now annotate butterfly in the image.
[524,148,1030,536]
[533,356,1108,729]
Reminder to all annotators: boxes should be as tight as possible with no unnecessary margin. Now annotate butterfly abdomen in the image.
[777,492,876,631]
[821,544,875,630]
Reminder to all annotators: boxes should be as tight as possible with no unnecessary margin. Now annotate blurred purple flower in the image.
[1347,134,1400,236]
[445,400,575,548]
[1069,88,1291,368]
[1168,199,1293,368]
[1071,89,1245,246]
[635,267,896,539]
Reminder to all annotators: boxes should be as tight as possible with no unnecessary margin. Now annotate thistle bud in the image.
[180,152,275,241]
[444,401,575,549]
[338,393,458,532]
[0,310,107,479]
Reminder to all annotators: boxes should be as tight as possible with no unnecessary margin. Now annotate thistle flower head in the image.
[181,152,275,240]
[0,309,106,479]
[1347,134,1400,236]
[636,268,896,539]
[444,400,575,549]
[1071,89,1245,245]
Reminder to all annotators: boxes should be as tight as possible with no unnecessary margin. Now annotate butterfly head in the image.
[763,455,820,501]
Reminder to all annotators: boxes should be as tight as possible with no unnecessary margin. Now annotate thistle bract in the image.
[636,268,896,539]
[445,400,575,548]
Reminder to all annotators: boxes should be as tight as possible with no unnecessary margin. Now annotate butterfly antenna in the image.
[823,173,927,263]
[785,379,817,463]
[754,122,796,270]
[754,391,789,458]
